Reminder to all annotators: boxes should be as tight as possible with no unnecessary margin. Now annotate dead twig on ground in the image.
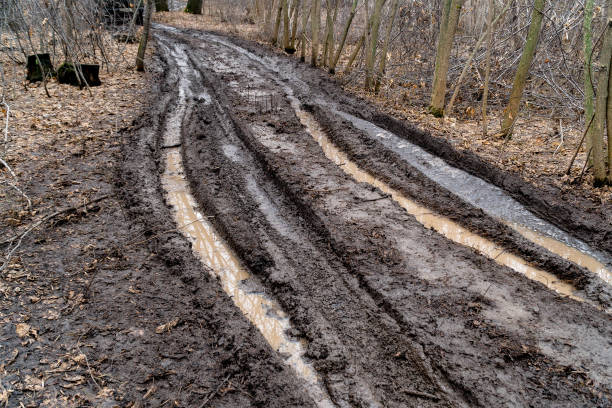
[565,115,595,175]
[198,375,231,408]
[0,194,109,272]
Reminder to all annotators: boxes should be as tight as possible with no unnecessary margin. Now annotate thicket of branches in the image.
[203,0,603,116]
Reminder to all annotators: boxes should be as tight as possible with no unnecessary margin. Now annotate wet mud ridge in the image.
[140,25,611,407]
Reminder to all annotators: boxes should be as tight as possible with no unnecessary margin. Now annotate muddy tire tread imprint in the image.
[180,50,454,407]
[217,31,612,259]
[151,28,611,408]
[306,104,612,307]
[116,49,316,408]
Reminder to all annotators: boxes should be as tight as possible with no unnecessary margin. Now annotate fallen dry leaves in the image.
[0,35,148,407]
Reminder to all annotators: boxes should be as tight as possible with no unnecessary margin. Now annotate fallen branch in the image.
[565,114,594,175]
[0,195,109,272]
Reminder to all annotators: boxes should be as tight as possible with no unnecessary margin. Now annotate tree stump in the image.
[26,54,54,82]
[57,63,102,87]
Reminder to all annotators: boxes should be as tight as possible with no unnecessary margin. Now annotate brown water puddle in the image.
[162,148,334,408]
[290,103,584,303]
[508,222,612,286]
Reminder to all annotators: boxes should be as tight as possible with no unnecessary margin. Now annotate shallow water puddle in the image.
[335,112,612,286]
[162,149,333,407]
[156,36,333,406]
[288,98,583,303]
[508,222,611,285]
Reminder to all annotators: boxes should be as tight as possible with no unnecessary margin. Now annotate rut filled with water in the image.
[191,27,611,296]
[156,37,333,408]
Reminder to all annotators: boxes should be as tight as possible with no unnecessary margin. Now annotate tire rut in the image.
[152,26,612,407]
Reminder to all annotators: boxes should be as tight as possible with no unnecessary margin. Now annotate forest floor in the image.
[0,16,611,408]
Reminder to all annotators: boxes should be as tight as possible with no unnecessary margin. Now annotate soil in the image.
[1,23,610,408]
[156,26,611,407]
[0,39,312,408]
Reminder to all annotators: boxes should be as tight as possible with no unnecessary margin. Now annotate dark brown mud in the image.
[0,45,314,407]
[307,104,612,306]
[152,26,612,407]
[116,56,314,407]
[221,32,612,259]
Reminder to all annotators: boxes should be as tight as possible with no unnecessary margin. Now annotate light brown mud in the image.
[508,222,611,285]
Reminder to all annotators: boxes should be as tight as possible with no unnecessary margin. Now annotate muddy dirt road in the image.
[102,24,611,406]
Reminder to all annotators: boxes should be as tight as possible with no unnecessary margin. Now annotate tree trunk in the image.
[584,0,595,166]
[344,32,365,75]
[326,0,339,67]
[429,0,463,117]
[136,0,154,71]
[271,0,283,44]
[322,0,336,67]
[499,0,545,137]
[155,0,169,12]
[447,0,511,115]
[374,0,399,93]
[185,0,202,14]
[593,15,612,185]
[264,0,276,37]
[63,0,77,61]
[607,51,612,183]
[289,0,301,52]
[300,1,312,61]
[329,0,358,74]
[482,0,494,136]
[311,0,321,66]
[364,0,385,91]
[282,0,291,51]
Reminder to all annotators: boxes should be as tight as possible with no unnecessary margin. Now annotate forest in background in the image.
[173,0,612,187]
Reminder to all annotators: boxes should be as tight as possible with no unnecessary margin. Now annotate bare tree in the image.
[329,0,358,74]
[593,1,612,185]
[481,0,494,136]
[364,0,385,90]
[374,0,398,93]
[311,0,321,66]
[185,0,203,14]
[429,0,464,117]
[136,0,154,71]
[500,0,545,137]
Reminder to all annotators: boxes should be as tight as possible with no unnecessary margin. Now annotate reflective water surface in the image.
[157,36,333,407]
[335,111,612,285]
[288,96,584,303]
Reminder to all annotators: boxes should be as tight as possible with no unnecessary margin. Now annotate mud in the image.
[108,49,315,407]
[214,29,612,259]
[308,104,612,307]
[147,26,612,407]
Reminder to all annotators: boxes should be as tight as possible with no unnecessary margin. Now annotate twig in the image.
[403,388,440,401]
[565,114,594,175]
[577,148,592,184]
[553,118,564,156]
[76,342,102,391]
[199,375,231,408]
[0,195,109,272]
[359,195,389,203]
